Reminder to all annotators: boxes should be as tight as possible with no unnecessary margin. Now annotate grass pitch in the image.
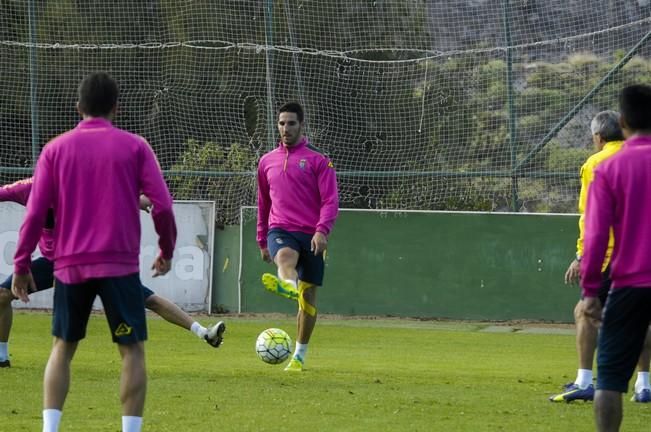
[3,312,651,431]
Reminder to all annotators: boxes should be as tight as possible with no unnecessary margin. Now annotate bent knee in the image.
[144,295,159,311]
[275,248,299,265]
[573,301,584,322]
[573,301,598,325]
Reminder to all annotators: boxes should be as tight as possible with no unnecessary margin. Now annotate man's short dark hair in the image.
[619,84,651,132]
[278,101,304,123]
[78,72,119,117]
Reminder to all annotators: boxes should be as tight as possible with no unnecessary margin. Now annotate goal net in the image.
[1,1,650,224]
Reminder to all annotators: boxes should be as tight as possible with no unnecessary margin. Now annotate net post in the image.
[28,0,40,167]
[503,0,519,212]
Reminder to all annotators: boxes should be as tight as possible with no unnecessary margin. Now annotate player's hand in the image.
[139,195,153,213]
[582,297,602,327]
[564,259,581,285]
[311,232,327,256]
[260,248,272,263]
[11,272,35,303]
[151,256,172,277]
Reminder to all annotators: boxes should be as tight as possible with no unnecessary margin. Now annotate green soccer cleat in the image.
[262,273,299,301]
[284,356,304,372]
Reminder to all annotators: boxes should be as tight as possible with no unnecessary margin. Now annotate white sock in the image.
[190,322,207,339]
[277,270,298,289]
[294,342,308,362]
[122,416,143,432]
[0,342,8,361]
[43,409,62,432]
[635,372,650,392]
[575,369,593,389]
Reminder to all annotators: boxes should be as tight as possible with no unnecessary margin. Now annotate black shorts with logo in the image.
[267,228,325,286]
[53,273,147,344]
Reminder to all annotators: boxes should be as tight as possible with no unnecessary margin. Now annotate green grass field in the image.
[3,312,651,431]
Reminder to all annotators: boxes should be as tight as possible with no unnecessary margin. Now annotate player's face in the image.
[278,112,303,146]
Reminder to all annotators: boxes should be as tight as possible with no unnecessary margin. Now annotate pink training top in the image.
[14,117,177,284]
[0,178,54,261]
[581,135,651,296]
[256,136,339,249]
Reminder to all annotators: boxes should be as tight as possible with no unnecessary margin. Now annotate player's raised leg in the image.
[142,288,225,348]
[262,244,300,300]
[0,287,13,368]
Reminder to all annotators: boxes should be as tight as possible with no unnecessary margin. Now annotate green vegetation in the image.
[2,2,651,219]
[4,312,651,431]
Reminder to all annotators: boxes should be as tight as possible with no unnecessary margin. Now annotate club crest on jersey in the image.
[299,159,306,170]
[275,238,284,245]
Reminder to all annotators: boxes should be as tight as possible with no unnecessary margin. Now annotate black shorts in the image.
[0,257,54,293]
[142,286,155,300]
[53,273,147,344]
[267,228,325,286]
[596,287,651,393]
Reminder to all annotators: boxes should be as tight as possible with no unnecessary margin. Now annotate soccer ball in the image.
[255,328,292,364]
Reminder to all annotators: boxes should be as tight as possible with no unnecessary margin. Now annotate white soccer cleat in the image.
[205,321,226,348]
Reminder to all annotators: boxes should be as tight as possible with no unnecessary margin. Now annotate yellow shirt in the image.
[576,140,623,270]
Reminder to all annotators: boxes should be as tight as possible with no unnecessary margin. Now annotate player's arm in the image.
[256,160,272,262]
[312,157,339,255]
[580,168,613,299]
[565,164,590,284]
[0,177,33,206]
[138,140,177,274]
[13,159,53,301]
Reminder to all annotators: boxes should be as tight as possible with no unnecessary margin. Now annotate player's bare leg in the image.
[576,300,599,373]
[297,284,317,344]
[118,341,146,431]
[145,295,194,330]
[275,247,299,284]
[43,338,78,431]
[0,289,14,367]
[143,294,226,348]
[262,247,300,300]
[550,300,598,402]
[286,282,318,372]
[595,389,622,432]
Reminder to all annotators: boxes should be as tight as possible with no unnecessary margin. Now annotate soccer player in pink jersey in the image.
[0,179,225,369]
[257,102,339,372]
[12,73,175,432]
[581,84,651,431]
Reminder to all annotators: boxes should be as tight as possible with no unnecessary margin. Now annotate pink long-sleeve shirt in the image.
[581,135,651,296]
[256,136,339,249]
[0,178,54,261]
[14,118,177,284]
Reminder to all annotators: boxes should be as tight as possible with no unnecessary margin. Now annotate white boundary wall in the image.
[0,200,215,313]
